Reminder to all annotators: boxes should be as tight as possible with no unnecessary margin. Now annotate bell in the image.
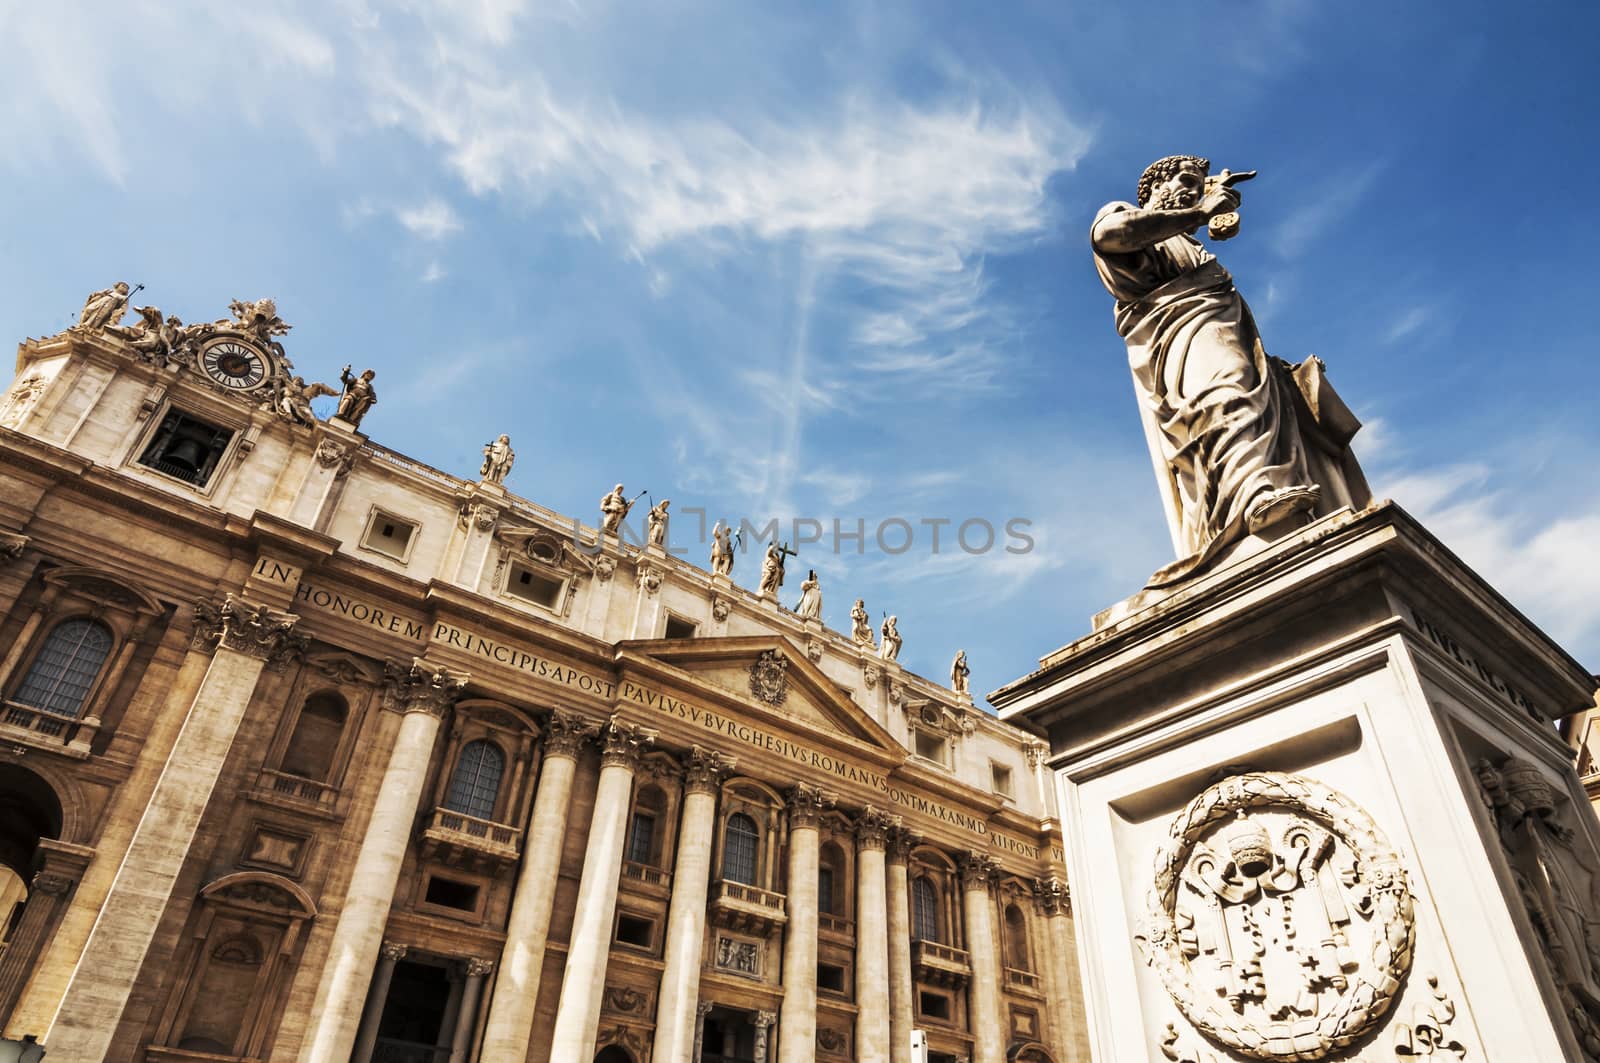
[163,435,207,475]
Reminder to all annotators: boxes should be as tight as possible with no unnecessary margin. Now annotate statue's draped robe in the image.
[1094,201,1365,586]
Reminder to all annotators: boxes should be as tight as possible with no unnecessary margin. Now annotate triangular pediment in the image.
[615,635,906,765]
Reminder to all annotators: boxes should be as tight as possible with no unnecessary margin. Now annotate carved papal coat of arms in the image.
[1137,771,1416,1060]
[748,649,789,706]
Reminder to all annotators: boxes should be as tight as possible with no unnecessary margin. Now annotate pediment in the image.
[616,635,905,763]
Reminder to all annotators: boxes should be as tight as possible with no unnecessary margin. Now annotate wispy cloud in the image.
[1384,304,1435,344]
[1271,162,1384,259]
[421,260,446,283]
[396,200,463,240]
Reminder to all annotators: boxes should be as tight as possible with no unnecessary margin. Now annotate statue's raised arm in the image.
[1091,155,1370,588]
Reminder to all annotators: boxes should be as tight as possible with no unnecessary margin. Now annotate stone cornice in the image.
[383,658,469,719]
[192,594,305,663]
[681,745,736,795]
[785,783,836,829]
[598,715,656,770]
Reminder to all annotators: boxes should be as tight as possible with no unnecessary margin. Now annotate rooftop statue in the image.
[78,282,133,330]
[880,615,902,662]
[851,599,874,647]
[481,434,515,485]
[951,649,970,695]
[599,484,634,538]
[646,498,671,547]
[1092,155,1370,586]
[710,521,735,576]
[795,570,822,619]
[759,541,794,599]
[335,365,378,427]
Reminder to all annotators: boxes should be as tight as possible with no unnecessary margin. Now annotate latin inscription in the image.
[1412,608,1538,716]
[296,582,427,641]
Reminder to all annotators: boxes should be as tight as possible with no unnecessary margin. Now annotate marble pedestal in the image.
[992,502,1599,1063]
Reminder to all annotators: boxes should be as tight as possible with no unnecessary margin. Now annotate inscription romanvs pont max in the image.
[294,581,1045,856]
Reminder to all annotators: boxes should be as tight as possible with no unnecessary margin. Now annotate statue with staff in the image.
[759,540,795,599]
[1091,155,1369,586]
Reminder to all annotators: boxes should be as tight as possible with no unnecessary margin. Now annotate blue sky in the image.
[3,1,1597,700]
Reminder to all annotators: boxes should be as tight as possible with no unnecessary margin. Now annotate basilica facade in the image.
[0,297,1089,1063]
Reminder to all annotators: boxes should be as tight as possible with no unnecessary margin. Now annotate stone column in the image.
[885,828,919,1063]
[548,717,655,1060]
[776,784,834,1063]
[352,941,407,1063]
[448,957,493,1062]
[652,746,735,1063]
[480,712,595,1057]
[298,659,468,1063]
[753,1009,776,1063]
[854,807,895,1063]
[691,1000,713,1062]
[959,852,1005,1063]
[0,841,93,1025]
[46,596,301,1060]
[1034,877,1087,1063]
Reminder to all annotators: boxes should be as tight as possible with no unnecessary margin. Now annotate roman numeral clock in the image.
[199,339,269,391]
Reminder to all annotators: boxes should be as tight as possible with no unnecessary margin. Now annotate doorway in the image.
[372,959,452,1061]
[701,1005,758,1063]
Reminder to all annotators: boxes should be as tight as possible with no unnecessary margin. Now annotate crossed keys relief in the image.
[1137,772,1418,1061]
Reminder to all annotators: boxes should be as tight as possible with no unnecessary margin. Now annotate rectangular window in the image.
[627,811,656,866]
[918,990,951,1021]
[505,562,564,609]
[423,876,480,912]
[615,913,655,949]
[991,762,1014,798]
[913,730,948,765]
[817,865,835,915]
[136,409,233,487]
[663,614,698,639]
[817,962,847,994]
[360,510,418,562]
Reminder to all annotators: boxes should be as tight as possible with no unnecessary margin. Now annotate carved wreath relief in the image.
[1138,772,1416,1060]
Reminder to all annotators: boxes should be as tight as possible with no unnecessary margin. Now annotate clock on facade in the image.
[199,339,268,390]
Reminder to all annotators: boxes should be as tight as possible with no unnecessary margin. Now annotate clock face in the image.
[200,340,268,390]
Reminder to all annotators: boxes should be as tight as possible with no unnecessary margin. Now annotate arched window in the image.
[1005,903,1031,970]
[279,692,347,781]
[722,813,759,885]
[444,740,505,821]
[912,876,941,942]
[12,618,113,717]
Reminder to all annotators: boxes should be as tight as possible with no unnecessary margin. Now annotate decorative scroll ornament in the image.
[1136,771,1415,1061]
[711,593,731,622]
[192,594,305,663]
[854,805,897,850]
[682,745,736,794]
[958,850,998,891]
[0,531,28,567]
[542,710,597,759]
[786,783,835,828]
[749,649,789,706]
[597,714,655,769]
[382,657,469,719]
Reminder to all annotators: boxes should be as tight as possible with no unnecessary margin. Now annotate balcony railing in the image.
[622,860,673,890]
[1005,965,1042,992]
[420,807,522,868]
[709,878,788,936]
[0,700,98,757]
[912,938,972,989]
[817,911,855,937]
[256,769,338,808]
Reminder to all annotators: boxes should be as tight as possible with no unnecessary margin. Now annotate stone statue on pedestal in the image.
[795,570,822,619]
[710,521,735,576]
[481,434,515,485]
[1092,155,1370,586]
[759,541,794,599]
[951,650,970,695]
[647,498,671,547]
[851,599,874,647]
[880,616,902,662]
[78,282,132,330]
[336,365,378,427]
[600,484,633,538]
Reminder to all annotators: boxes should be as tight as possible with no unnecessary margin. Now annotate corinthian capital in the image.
[542,710,598,760]
[681,745,736,794]
[193,594,305,663]
[957,850,998,892]
[887,825,922,863]
[383,657,469,718]
[853,805,898,851]
[785,783,836,829]
[1033,875,1071,916]
[598,714,656,770]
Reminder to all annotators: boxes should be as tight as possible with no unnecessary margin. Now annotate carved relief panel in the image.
[1137,771,1418,1060]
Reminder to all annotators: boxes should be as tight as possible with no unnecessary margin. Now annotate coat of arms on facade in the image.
[749,649,789,706]
[1136,771,1416,1060]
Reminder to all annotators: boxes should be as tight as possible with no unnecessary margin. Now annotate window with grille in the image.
[12,618,113,717]
[722,813,759,885]
[628,811,657,866]
[913,876,941,942]
[443,740,505,821]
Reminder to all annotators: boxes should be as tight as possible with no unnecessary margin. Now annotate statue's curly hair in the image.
[1137,155,1209,206]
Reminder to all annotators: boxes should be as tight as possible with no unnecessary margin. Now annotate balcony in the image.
[1005,965,1043,994]
[708,879,787,937]
[620,860,673,899]
[912,938,972,988]
[817,911,855,940]
[419,807,522,870]
[255,768,339,810]
[0,700,97,758]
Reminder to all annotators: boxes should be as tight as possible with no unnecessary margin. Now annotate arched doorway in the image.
[0,763,72,1019]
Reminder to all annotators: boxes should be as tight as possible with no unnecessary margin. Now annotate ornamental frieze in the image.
[1136,771,1415,1061]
